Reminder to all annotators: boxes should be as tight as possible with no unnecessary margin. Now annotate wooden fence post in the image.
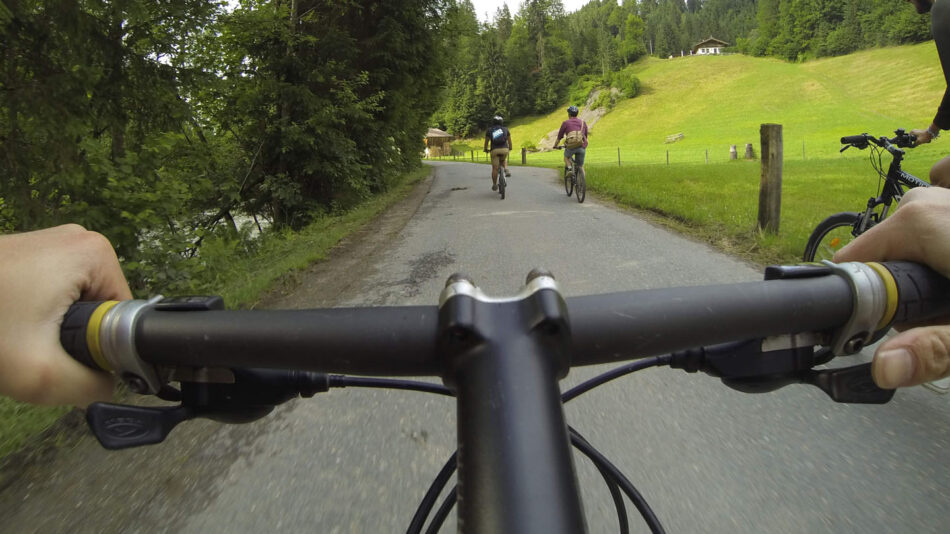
[744,143,755,159]
[666,150,669,166]
[521,147,526,164]
[729,145,737,160]
[617,147,621,167]
[758,124,783,234]
[706,149,709,164]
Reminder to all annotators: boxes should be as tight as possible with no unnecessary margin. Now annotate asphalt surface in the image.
[1,161,947,533]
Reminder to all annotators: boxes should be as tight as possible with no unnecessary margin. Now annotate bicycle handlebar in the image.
[840,129,917,151]
[61,260,950,383]
[58,261,950,534]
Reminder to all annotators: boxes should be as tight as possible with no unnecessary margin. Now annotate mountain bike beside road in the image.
[802,130,930,262]
[59,260,950,533]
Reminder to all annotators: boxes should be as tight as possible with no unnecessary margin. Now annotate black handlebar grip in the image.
[60,302,106,370]
[882,262,950,325]
[841,135,866,145]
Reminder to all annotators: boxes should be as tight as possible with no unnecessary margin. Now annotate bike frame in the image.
[853,136,929,234]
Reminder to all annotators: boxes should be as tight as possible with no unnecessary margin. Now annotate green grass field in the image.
[446,43,945,265]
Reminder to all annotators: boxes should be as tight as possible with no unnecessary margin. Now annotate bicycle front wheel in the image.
[564,168,574,196]
[802,212,861,262]
[575,168,586,204]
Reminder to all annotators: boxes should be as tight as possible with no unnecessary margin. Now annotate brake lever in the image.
[806,363,895,404]
[85,369,330,450]
[670,340,896,404]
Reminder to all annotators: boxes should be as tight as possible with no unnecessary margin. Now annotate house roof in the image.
[426,128,453,138]
[692,37,729,49]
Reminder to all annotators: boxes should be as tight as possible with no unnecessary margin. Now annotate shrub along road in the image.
[0,162,947,532]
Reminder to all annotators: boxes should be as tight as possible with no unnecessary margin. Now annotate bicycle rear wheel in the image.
[802,212,861,262]
[575,168,586,204]
[564,167,574,196]
[499,174,506,200]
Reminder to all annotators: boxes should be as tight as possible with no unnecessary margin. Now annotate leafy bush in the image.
[613,70,642,99]
[568,76,600,107]
[521,141,538,152]
[592,90,616,111]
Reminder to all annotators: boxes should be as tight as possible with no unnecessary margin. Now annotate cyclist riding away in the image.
[553,106,589,178]
[905,0,950,186]
[484,115,512,192]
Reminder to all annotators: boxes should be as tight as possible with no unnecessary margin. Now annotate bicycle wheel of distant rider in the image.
[564,167,574,196]
[575,168,586,203]
[802,212,861,262]
[499,174,506,200]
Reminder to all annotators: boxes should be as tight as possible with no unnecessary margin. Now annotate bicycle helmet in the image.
[567,106,579,117]
[493,115,504,125]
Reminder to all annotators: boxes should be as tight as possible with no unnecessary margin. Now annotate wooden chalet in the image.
[691,37,729,56]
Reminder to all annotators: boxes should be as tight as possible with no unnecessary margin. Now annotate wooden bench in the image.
[665,133,684,144]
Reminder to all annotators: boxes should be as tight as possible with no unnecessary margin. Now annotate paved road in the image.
[1,162,948,533]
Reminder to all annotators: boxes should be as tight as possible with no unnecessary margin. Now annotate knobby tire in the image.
[802,212,862,262]
[576,168,586,204]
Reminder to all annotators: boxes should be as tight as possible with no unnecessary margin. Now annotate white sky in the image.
[470,1,590,22]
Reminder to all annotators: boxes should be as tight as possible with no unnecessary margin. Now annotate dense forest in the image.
[0,0,935,292]
[434,0,932,138]
[1,0,448,291]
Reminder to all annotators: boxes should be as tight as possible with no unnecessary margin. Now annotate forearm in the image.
[934,87,950,131]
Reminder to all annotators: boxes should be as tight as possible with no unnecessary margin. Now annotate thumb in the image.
[872,326,950,388]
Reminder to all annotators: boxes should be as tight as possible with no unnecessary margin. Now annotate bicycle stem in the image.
[438,271,586,533]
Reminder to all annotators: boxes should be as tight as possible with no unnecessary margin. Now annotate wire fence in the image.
[426,139,827,167]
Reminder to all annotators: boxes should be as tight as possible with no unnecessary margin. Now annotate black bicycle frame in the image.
[856,147,929,234]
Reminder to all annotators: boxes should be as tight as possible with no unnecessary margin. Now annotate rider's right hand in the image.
[910,127,935,145]
[0,225,131,406]
[835,188,950,388]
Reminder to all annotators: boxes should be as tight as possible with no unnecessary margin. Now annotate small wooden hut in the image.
[425,128,453,158]
[691,37,729,55]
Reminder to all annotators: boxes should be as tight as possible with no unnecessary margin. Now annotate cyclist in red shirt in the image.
[553,106,589,179]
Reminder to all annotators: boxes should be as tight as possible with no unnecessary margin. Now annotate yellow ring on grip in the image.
[87,301,120,371]
[866,262,898,330]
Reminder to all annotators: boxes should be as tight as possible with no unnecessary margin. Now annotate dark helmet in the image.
[493,115,504,125]
[567,106,579,117]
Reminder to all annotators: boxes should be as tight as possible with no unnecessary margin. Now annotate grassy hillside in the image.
[457,43,945,265]
[506,42,943,168]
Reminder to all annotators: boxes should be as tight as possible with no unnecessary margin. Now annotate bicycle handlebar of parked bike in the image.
[58,260,950,534]
[840,129,918,151]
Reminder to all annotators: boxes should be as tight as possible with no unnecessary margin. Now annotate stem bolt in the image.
[526,268,554,284]
[445,272,473,288]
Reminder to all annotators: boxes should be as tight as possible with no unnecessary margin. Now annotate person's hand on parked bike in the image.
[909,123,940,145]
[834,187,950,388]
[0,225,131,406]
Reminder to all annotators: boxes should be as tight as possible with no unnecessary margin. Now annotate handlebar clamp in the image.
[823,262,889,355]
[97,296,165,394]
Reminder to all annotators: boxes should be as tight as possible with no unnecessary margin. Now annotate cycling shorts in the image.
[491,148,510,167]
[565,147,586,167]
